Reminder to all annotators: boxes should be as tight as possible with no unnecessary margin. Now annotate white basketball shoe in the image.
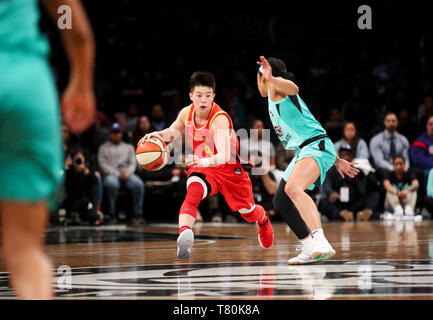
[288,236,336,265]
[177,229,194,259]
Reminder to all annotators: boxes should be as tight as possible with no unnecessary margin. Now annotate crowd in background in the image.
[41,1,433,225]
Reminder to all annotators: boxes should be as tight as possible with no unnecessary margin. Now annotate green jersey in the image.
[0,0,49,56]
[268,92,326,150]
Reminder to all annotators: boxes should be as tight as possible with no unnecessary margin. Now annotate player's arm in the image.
[41,0,96,134]
[186,115,232,168]
[257,56,299,96]
[138,106,188,144]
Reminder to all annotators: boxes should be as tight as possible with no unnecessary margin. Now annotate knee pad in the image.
[186,173,211,200]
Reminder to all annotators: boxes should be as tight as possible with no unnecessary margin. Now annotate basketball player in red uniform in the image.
[139,71,273,258]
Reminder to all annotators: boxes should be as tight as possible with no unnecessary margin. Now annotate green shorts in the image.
[283,138,336,190]
[0,52,63,208]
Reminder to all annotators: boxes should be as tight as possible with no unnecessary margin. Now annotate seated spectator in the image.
[334,121,369,160]
[410,115,433,172]
[319,145,379,221]
[126,103,140,133]
[114,112,131,142]
[325,108,345,142]
[98,123,145,226]
[248,152,278,217]
[245,118,276,170]
[369,112,410,180]
[63,149,103,225]
[417,95,433,127]
[150,104,167,131]
[131,115,154,147]
[275,143,295,171]
[383,155,419,219]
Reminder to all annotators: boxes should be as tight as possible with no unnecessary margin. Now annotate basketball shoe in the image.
[257,212,274,248]
[288,234,335,264]
[177,228,194,259]
[310,232,336,260]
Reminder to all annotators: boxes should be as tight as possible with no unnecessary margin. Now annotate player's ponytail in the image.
[267,57,295,81]
[282,71,295,82]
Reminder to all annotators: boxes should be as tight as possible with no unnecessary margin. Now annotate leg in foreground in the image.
[0,202,53,299]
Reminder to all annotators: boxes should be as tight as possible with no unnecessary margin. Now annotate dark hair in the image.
[392,155,405,164]
[260,57,295,81]
[343,121,360,157]
[189,71,216,92]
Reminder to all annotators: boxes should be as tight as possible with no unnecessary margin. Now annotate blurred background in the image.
[42,0,433,225]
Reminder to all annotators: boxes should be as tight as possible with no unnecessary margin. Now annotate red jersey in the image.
[184,102,255,212]
[184,102,239,166]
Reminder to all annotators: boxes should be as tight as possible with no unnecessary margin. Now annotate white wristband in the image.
[199,158,211,167]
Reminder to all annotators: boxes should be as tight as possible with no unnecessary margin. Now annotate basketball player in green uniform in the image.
[256,56,359,264]
[0,0,95,298]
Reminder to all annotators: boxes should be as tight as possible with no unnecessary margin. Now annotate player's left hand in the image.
[257,56,272,81]
[186,154,201,168]
[61,82,96,134]
[335,156,359,179]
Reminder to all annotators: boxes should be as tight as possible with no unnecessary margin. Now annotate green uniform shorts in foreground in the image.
[283,138,336,190]
[0,52,63,207]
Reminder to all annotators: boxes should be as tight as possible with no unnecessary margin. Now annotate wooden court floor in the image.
[0,219,432,299]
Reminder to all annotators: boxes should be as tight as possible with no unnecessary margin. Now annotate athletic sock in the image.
[311,228,325,241]
[179,225,192,235]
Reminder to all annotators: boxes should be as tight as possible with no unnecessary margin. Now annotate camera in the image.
[73,155,83,165]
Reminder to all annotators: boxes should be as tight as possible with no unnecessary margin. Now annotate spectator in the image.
[245,118,276,170]
[319,144,379,221]
[150,104,167,131]
[275,143,295,171]
[383,155,419,219]
[369,112,410,179]
[248,152,278,217]
[126,103,139,132]
[63,149,103,226]
[334,121,370,160]
[114,112,131,142]
[397,109,419,144]
[98,123,145,226]
[131,115,154,146]
[417,95,433,127]
[410,115,433,171]
[324,108,345,142]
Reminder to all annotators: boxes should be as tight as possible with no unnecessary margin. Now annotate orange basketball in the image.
[136,136,169,171]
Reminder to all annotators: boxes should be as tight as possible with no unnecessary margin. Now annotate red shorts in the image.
[187,164,255,212]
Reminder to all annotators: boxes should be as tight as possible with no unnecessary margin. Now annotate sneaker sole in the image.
[177,229,194,259]
[287,258,317,265]
[311,250,336,261]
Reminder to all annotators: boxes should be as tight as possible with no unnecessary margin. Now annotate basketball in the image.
[136,136,169,171]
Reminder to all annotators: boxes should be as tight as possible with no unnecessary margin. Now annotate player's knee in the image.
[186,176,208,200]
[284,183,302,200]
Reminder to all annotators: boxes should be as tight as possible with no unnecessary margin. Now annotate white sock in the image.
[311,228,325,241]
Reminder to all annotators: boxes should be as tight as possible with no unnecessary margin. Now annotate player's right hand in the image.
[61,83,96,134]
[137,131,164,145]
